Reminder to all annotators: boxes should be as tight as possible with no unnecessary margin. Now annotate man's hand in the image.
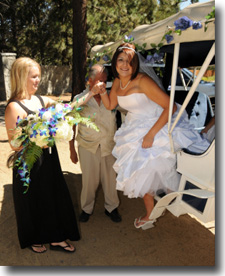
[70,146,79,164]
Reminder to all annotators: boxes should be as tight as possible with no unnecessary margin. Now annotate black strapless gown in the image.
[13,145,80,249]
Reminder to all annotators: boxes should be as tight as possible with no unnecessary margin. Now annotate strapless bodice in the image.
[117,93,163,118]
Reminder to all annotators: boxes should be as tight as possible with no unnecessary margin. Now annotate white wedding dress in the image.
[112,93,210,198]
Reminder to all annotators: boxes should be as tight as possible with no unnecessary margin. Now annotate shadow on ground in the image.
[0,171,215,266]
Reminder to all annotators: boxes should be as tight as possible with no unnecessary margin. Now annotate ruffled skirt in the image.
[112,106,210,198]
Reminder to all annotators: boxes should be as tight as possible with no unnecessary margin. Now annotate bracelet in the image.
[100,91,107,96]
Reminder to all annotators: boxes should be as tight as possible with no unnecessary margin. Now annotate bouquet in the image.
[8,102,99,193]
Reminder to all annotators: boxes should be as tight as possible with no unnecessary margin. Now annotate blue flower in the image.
[124,35,134,42]
[192,21,202,30]
[30,130,38,138]
[18,162,29,178]
[174,16,193,31]
[16,116,22,126]
[145,55,154,64]
[21,177,31,184]
[96,57,100,62]
[45,118,55,126]
[153,52,164,62]
[39,129,47,136]
[63,104,72,111]
[38,108,47,119]
[53,111,63,120]
[103,55,109,62]
[48,106,54,111]
[145,52,164,64]
[165,34,174,44]
[49,127,57,136]
[18,168,27,178]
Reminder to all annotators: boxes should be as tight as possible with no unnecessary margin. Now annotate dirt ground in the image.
[0,95,215,268]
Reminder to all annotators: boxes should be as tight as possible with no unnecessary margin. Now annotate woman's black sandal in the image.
[50,242,76,253]
[30,244,47,253]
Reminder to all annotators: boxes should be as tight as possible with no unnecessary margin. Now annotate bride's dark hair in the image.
[111,43,139,80]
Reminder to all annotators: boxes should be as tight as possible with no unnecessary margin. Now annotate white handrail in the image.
[168,43,180,153]
[168,42,215,148]
[179,67,188,91]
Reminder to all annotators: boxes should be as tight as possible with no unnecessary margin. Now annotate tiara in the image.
[118,46,136,53]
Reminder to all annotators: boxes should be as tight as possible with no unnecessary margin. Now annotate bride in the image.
[97,42,210,230]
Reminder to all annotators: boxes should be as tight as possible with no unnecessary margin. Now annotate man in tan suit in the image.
[69,64,121,223]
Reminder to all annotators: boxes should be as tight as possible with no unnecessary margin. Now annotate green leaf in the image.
[157,43,164,48]
[175,29,182,36]
[150,43,157,48]
[22,142,43,171]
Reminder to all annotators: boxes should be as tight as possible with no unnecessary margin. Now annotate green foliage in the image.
[23,142,43,171]
[153,0,181,22]
[68,107,100,132]
[205,6,215,31]
[0,0,72,65]
[87,0,158,47]
[0,0,181,65]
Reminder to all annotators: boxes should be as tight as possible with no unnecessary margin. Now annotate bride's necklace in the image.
[120,79,131,90]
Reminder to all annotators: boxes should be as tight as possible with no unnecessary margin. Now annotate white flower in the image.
[55,121,73,142]
[27,114,37,121]
[30,133,49,148]
[29,124,49,148]
[55,103,64,113]
[10,138,22,148]
[42,110,52,121]
[10,128,24,148]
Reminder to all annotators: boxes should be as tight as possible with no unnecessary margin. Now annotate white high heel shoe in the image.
[134,217,156,230]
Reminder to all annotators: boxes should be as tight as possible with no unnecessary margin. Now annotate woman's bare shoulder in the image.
[5,101,21,113]
[138,72,154,82]
[111,78,120,91]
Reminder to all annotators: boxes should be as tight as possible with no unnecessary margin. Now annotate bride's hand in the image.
[142,134,154,148]
[91,81,106,95]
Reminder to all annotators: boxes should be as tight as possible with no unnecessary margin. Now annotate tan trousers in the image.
[78,145,119,214]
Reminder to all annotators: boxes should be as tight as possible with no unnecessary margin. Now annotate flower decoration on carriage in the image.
[125,35,165,65]
[8,102,99,194]
[163,16,202,43]
[163,6,214,45]
[124,35,134,43]
[145,52,164,65]
[86,7,214,80]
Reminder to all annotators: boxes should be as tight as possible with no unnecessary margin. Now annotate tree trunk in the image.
[72,0,87,100]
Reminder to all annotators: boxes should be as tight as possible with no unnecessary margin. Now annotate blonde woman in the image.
[5,57,80,253]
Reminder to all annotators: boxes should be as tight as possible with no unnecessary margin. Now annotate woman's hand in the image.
[11,144,23,152]
[142,133,154,148]
[91,81,106,95]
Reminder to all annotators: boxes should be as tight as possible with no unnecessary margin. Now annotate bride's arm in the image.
[70,90,93,108]
[100,79,119,110]
[42,92,94,109]
[140,75,177,148]
[70,82,106,108]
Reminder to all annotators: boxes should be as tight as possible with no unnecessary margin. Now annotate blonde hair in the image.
[9,57,41,101]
